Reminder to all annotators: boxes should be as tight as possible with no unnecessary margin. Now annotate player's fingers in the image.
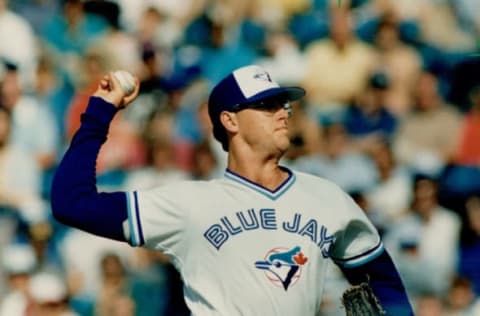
[108,72,122,93]
[93,73,125,107]
[99,78,109,89]
[123,76,141,105]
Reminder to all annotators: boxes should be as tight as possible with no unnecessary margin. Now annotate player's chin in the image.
[276,136,291,153]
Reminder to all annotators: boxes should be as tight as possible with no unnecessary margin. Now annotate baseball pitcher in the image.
[51,65,413,315]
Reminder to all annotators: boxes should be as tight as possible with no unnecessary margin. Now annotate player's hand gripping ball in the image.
[113,70,136,96]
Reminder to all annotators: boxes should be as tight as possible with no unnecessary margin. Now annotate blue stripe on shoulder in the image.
[126,192,138,246]
[133,191,144,245]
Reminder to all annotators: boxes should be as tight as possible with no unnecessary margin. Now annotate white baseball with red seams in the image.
[113,70,136,95]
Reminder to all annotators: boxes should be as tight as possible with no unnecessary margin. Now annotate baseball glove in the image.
[342,282,386,316]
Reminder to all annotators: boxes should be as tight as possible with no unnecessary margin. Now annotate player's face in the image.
[234,99,292,155]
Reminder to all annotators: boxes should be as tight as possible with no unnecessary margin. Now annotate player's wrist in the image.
[86,96,119,125]
[91,90,124,108]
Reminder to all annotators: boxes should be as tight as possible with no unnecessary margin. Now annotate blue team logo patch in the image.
[255,246,308,291]
[253,70,273,83]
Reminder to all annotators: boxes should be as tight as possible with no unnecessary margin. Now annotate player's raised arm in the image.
[50,72,140,242]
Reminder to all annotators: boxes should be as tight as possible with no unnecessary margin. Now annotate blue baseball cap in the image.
[208,65,305,150]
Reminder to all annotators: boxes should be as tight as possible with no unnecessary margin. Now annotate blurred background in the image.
[0,0,480,315]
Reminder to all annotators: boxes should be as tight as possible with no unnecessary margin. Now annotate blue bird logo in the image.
[255,246,308,291]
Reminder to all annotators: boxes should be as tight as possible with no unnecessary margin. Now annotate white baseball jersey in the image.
[124,168,383,316]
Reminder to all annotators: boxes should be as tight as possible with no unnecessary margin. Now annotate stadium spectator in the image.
[302,7,377,108]
[445,276,480,316]
[393,70,462,177]
[344,71,398,150]
[372,12,422,116]
[0,244,37,316]
[26,272,78,316]
[365,140,412,230]
[0,66,59,172]
[0,0,39,89]
[459,196,480,295]
[0,105,44,224]
[385,175,461,297]
[294,120,378,193]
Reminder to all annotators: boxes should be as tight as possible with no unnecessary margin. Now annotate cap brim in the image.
[240,86,305,106]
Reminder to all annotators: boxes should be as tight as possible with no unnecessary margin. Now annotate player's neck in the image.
[227,151,288,191]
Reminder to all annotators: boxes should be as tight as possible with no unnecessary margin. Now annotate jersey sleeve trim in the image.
[126,191,145,246]
[332,241,384,268]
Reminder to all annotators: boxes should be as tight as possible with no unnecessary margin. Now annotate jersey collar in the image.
[224,166,296,200]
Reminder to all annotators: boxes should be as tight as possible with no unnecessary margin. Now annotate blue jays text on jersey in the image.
[204,207,335,254]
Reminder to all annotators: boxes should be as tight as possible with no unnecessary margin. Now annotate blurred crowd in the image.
[0,0,480,315]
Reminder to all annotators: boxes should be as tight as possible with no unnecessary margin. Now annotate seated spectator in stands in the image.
[445,276,480,316]
[57,228,133,316]
[139,78,204,172]
[0,0,39,89]
[95,253,134,316]
[0,105,45,224]
[250,0,310,29]
[365,140,412,229]
[0,66,59,172]
[0,244,37,316]
[27,272,78,316]
[7,0,59,35]
[191,141,221,180]
[27,221,63,276]
[414,291,447,316]
[83,0,142,75]
[453,85,480,166]
[129,248,169,316]
[417,0,476,52]
[302,7,377,108]
[294,120,378,193]
[184,12,258,85]
[344,71,398,152]
[456,0,480,41]
[123,138,189,190]
[373,13,422,116]
[393,70,462,177]
[196,101,227,170]
[442,85,480,198]
[33,55,74,146]
[349,190,386,235]
[459,196,480,295]
[41,0,107,59]
[385,174,461,297]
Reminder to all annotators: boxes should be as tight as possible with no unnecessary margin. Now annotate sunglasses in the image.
[232,99,293,117]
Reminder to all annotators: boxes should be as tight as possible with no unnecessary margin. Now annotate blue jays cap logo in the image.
[255,246,308,291]
[253,69,273,83]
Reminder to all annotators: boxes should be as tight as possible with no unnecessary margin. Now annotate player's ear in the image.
[220,111,239,134]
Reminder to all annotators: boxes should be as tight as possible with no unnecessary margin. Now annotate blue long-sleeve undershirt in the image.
[339,250,414,315]
[51,96,128,242]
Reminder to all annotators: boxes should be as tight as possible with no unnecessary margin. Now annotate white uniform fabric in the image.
[125,168,382,316]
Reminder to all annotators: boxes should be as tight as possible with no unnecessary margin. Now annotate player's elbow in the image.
[50,172,87,226]
[50,186,78,226]
[51,196,67,224]
[51,186,129,242]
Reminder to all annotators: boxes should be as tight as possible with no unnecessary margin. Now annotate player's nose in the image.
[279,102,292,119]
[276,107,290,121]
